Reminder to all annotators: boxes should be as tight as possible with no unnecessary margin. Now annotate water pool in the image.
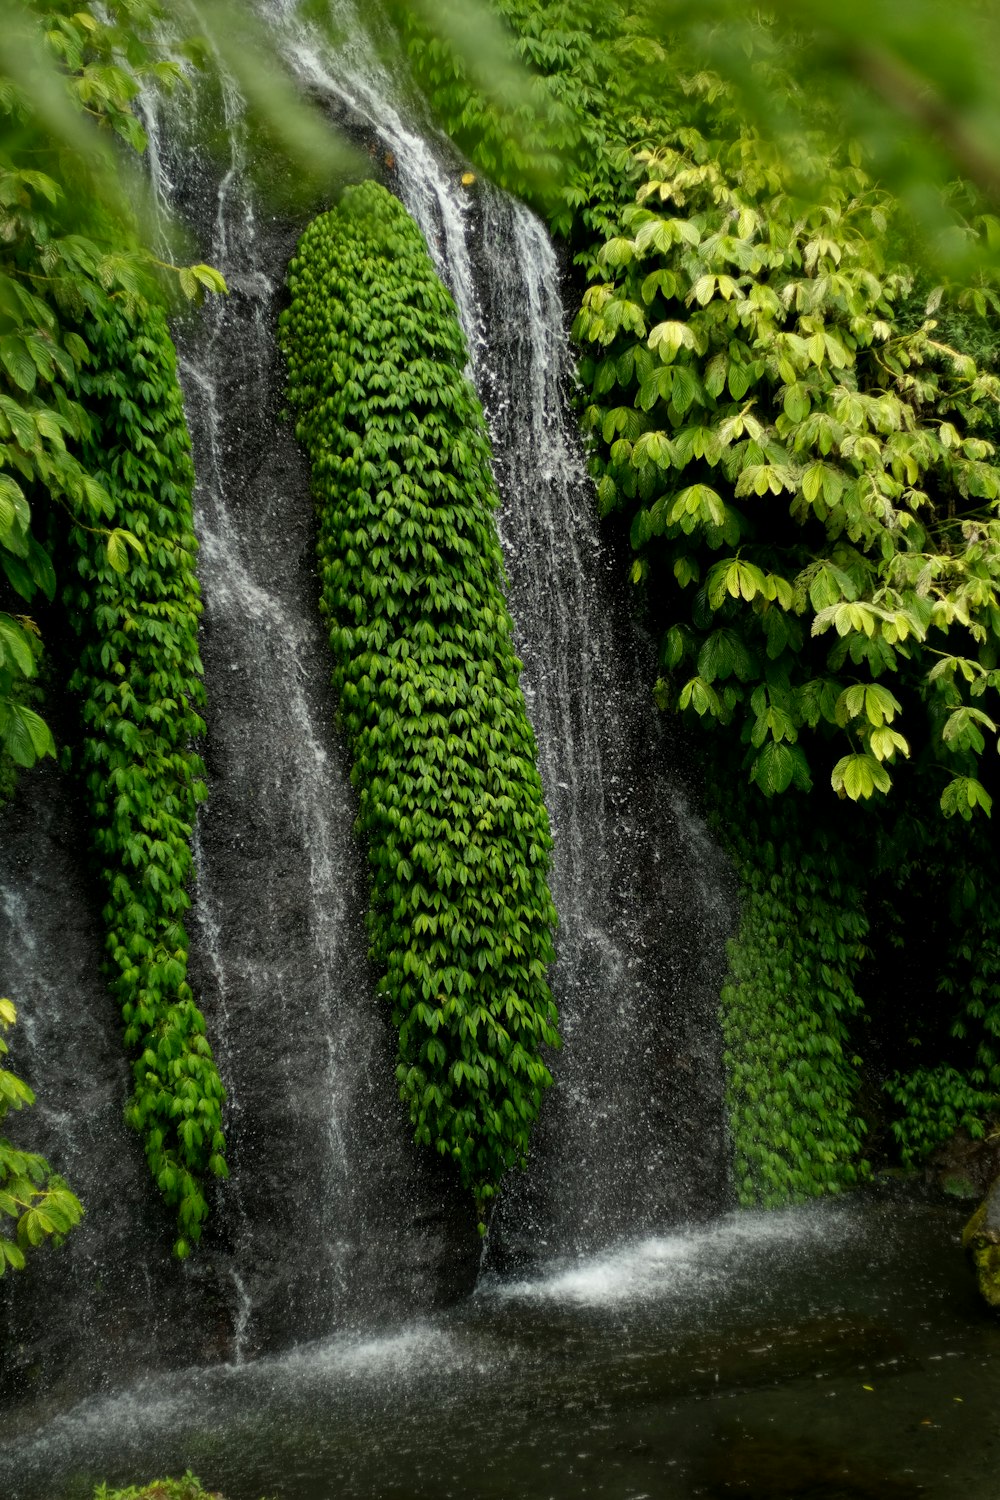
[3,1195,997,1500]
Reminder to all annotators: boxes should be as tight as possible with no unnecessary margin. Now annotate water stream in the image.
[253,0,733,1261]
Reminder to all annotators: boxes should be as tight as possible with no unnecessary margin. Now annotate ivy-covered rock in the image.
[281,182,560,1221]
[62,300,227,1257]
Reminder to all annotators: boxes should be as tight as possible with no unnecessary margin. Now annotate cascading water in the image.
[471,191,733,1258]
[145,36,481,1357]
[7,16,1000,1500]
[255,0,734,1256]
[0,0,732,1414]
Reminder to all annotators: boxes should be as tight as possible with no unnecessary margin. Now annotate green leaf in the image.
[190,263,229,295]
[831,753,891,801]
[0,338,36,393]
[678,675,721,716]
[698,627,755,683]
[707,556,767,608]
[106,530,130,574]
[940,776,993,820]
[648,320,693,362]
[0,618,35,677]
[750,740,796,796]
[0,701,55,767]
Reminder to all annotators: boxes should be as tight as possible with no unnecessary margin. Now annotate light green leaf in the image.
[831,753,891,801]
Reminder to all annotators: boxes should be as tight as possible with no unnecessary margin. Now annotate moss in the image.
[969,1238,1000,1308]
[962,1190,1000,1307]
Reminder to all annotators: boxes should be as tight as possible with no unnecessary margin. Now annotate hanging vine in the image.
[713,786,870,1204]
[281,181,559,1222]
[63,300,227,1258]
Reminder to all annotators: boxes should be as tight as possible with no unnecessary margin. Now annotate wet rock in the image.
[963,1174,1000,1308]
[926,1125,1000,1199]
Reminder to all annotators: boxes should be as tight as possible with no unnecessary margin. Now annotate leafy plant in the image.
[0,996,83,1275]
[0,2,233,1256]
[281,181,559,1221]
[61,299,226,1258]
[576,111,1000,817]
[0,1,231,780]
[405,3,1000,1196]
[885,1065,1000,1168]
[715,792,870,1205]
[92,1473,224,1500]
[935,830,1000,1091]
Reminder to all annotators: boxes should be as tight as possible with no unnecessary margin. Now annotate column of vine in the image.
[718,789,870,1205]
[63,300,227,1257]
[281,181,560,1224]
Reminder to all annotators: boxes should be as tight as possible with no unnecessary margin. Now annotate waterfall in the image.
[0,0,732,1408]
[143,24,481,1358]
[246,0,733,1257]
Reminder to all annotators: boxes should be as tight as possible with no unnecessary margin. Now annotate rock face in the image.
[963,1175,1000,1308]
[0,763,224,1411]
[927,1127,1000,1201]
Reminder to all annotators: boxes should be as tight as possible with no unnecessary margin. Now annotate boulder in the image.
[963,1174,1000,1307]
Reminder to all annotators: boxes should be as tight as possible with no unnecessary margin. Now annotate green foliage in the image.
[648,0,1000,279]
[61,300,226,1258]
[0,1,233,1255]
[0,1,196,775]
[281,181,559,1217]
[396,0,672,265]
[0,996,83,1275]
[398,2,1000,1199]
[718,797,870,1205]
[885,1066,1000,1168]
[92,1473,223,1500]
[918,825,1000,1094]
[0,671,45,806]
[577,113,1000,817]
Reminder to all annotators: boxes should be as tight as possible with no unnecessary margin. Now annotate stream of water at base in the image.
[2,1196,997,1500]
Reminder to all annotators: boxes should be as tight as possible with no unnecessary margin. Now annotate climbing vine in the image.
[0,0,224,779]
[62,301,227,1258]
[885,1068,999,1168]
[716,790,870,1204]
[281,181,559,1219]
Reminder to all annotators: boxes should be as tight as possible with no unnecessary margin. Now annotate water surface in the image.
[4,1195,996,1500]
